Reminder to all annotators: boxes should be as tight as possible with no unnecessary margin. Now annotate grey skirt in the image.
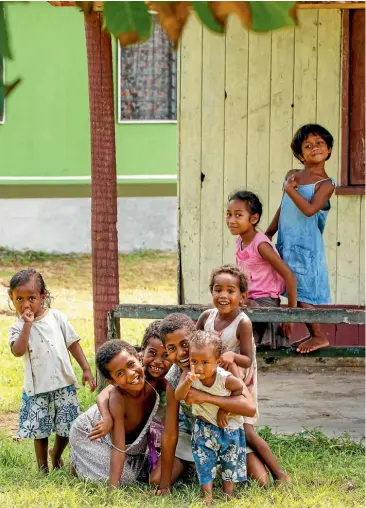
[249,297,292,350]
[69,392,159,485]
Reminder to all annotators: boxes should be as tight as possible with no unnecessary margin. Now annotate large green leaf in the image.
[192,1,224,34]
[249,1,296,32]
[0,3,11,59]
[103,1,152,42]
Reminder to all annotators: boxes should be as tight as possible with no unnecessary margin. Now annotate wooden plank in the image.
[178,16,203,304]
[292,9,318,168]
[222,16,249,264]
[259,347,365,358]
[268,27,295,227]
[246,30,271,225]
[336,196,361,304]
[360,195,365,305]
[316,9,342,303]
[199,27,226,302]
[122,342,365,358]
[112,304,366,324]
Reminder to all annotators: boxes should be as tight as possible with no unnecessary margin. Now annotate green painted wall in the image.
[0,2,177,190]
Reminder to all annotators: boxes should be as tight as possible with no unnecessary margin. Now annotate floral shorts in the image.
[191,419,247,486]
[18,385,80,439]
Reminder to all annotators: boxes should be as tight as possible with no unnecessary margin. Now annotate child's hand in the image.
[184,387,207,405]
[82,368,96,392]
[217,408,229,428]
[22,309,34,323]
[218,351,236,371]
[281,322,294,338]
[150,487,170,496]
[284,175,299,193]
[186,364,200,383]
[88,417,113,440]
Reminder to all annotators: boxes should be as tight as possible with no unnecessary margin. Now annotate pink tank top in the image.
[236,232,285,299]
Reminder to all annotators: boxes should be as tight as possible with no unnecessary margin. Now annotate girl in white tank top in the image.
[196,264,290,485]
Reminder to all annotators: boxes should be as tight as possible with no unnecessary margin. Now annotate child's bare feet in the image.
[223,480,234,499]
[49,448,64,469]
[202,482,213,505]
[296,335,329,354]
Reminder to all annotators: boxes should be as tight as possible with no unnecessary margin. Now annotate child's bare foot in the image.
[291,335,310,348]
[49,448,64,469]
[297,336,329,354]
[203,496,213,506]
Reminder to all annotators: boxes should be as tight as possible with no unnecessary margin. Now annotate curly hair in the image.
[96,339,138,380]
[209,264,248,294]
[141,320,162,350]
[227,190,263,225]
[291,124,333,163]
[159,313,196,344]
[8,269,52,308]
[190,330,226,358]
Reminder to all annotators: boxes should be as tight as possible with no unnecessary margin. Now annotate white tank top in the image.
[191,366,243,430]
[204,308,257,385]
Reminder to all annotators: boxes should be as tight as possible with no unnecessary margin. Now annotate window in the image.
[337,9,365,195]
[118,19,177,123]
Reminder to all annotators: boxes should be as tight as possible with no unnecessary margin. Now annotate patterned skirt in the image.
[70,401,158,485]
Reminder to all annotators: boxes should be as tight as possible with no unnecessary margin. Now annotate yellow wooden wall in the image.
[178,9,365,306]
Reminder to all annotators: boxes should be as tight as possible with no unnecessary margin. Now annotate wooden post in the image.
[84,12,120,362]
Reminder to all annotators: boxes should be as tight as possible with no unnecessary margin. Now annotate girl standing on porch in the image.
[226,190,297,349]
[266,124,335,354]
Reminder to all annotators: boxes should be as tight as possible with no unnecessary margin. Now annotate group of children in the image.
[8,124,335,503]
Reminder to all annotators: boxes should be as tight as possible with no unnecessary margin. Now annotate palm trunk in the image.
[84,12,119,358]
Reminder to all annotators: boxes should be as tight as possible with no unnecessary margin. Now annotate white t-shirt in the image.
[191,366,244,430]
[8,308,80,396]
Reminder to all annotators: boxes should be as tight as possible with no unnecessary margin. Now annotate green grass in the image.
[0,429,364,507]
[0,250,364,507]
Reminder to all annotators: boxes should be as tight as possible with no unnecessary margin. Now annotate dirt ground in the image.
[257,370,365,440]
[1,370,364,440]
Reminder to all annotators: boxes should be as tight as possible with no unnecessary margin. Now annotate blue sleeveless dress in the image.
[276,178,335,305]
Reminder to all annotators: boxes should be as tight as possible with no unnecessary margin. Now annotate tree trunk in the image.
[84,12,119,358]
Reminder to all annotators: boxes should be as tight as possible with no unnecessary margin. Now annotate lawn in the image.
[0,249,364,507]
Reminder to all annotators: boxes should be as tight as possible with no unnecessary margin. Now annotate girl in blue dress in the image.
[266,124,335,354]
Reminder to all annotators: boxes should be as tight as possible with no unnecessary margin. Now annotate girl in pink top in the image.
[227,190,297,349]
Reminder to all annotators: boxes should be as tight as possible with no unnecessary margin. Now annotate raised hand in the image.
[284,175,299,193]
[186,363,200,384]
[22,309,34,324]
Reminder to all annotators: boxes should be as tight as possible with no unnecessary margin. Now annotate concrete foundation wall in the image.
[0,197,177,254]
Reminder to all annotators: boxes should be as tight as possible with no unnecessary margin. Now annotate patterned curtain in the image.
[119,19,177,121]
